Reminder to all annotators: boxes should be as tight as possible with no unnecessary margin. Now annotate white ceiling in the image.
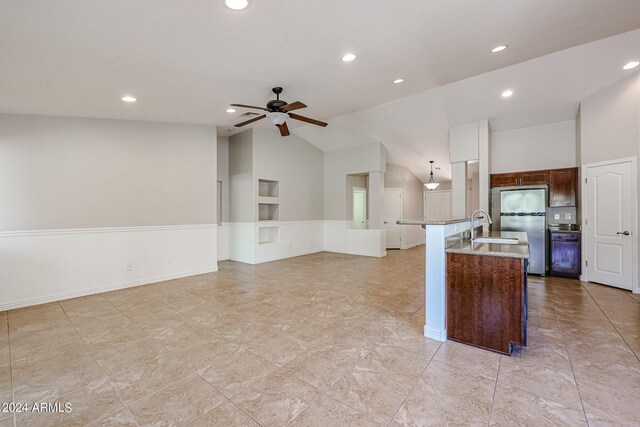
[1,1,639,182]
[295,29,640,182]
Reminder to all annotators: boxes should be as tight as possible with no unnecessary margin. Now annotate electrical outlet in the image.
[126,264,134,272]
[554,214,560,220]
[565,213,572,219]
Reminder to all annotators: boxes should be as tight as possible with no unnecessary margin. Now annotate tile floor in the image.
[1,247,639,426]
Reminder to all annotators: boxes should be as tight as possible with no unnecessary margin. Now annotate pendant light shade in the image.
[425,160,439,190]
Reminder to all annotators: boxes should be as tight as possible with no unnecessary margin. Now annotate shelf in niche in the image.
[258,196,279,204]
[258,179,279,198]
[259,203,279,221]
[258,226,279,245]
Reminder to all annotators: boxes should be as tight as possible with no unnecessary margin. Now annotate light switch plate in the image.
[554,214,560,220]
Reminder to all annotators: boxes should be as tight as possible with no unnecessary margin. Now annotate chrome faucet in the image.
[470,209,493,241]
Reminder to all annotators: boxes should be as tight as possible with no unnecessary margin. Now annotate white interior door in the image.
[352,187,367,229]
[384,188,402,248]
[424,190,452,221]
[585,158,636,290]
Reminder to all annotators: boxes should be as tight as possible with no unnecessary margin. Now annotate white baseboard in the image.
[400,242,423,250]
[254,248,323,264]
[424,325,447,342]
[0,224,218,311]
[325,249,388,258]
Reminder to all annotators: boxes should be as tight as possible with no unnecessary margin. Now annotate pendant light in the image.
[425,160,439,190]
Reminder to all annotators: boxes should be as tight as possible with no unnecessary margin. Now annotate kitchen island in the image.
[446,231,530,355]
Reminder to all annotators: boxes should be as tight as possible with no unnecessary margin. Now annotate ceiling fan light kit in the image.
[231,87,327,137]
[267,112,288,126]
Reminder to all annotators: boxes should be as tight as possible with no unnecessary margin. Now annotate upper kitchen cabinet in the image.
[490,170,549,187]
[549,167,578,207]
[519,170,550,186]
[490,172,518,187]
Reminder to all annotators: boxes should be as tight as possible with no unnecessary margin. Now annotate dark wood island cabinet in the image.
[445,232,530,355]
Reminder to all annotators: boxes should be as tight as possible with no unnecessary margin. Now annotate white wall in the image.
[0,114,218,310]
[450,122,479,163]
[579,72,640,286]
[491,120,577,173]
[580,74,640,165]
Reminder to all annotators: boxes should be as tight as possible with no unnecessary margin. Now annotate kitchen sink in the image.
[471,237,519,245]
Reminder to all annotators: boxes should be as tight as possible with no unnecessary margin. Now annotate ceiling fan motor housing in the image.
[266,99,287,111]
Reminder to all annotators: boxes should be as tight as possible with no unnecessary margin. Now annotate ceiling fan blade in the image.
[280,101,307,112]
[230,103,268,111]
[278,122,290,137]
[289,113,328,127]
[234,114,266,127]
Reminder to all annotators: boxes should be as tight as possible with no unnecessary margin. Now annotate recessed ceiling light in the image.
[224,0,249,10]
[342,53,357,62]
[491,45,508,53]
[501,89,513,98]
[121,96,136,102]
[226,108,236,113]
[623,61,639,70]
[393,78,405,84]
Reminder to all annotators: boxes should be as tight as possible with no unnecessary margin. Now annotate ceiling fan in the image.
[231,87,328,137]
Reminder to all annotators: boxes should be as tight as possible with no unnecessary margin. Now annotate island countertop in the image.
[397,218,476,226]
[445,231,530,259]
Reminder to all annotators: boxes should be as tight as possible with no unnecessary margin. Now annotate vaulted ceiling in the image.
[296,29,640,182]
[2,0,640,181]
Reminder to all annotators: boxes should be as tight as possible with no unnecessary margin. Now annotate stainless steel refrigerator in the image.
[491,186,547,275]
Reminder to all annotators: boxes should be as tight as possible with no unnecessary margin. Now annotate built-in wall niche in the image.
[258,179,279,198]
[258,203,279,221]
[258,226,280,245]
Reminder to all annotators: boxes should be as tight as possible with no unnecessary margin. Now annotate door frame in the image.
[581,156,638,293]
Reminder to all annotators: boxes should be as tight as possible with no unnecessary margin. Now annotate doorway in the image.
[352,187,367,229]
[384,188,402,248]
[583,157,637,291]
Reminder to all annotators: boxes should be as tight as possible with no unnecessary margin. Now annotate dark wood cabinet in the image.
[491,173,518,187]
[549,168,577,207]
[491,167,578,207]
[550,232,581,278]
[519,170,549,186]
[491,170,549,187]
[446,253,527,355]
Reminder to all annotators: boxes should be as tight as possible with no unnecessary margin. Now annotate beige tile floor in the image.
[1,247,639,426]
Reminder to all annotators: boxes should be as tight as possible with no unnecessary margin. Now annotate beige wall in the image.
[0,114,217,231]
[217,136,230,223]
[324,142,386,221]
[228,129,254,223]
[252,128,324,221]
[384,163,423,221]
